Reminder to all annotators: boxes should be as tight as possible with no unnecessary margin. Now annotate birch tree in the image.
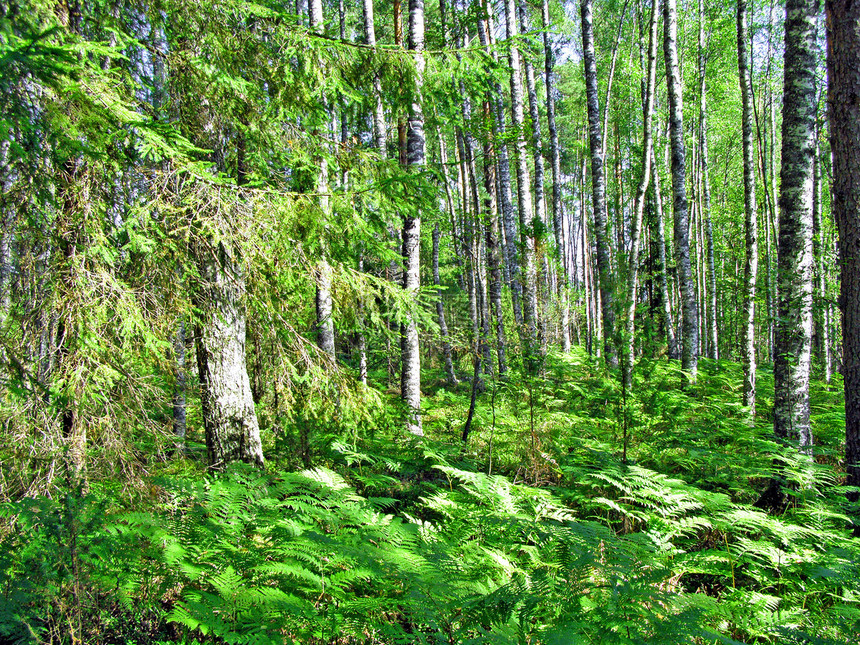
[772,0,817,454]
[738,0,758,414]
[504,0,540,367]
[581,0,617,367]
[402,0,425,436]
[663,0,698,379]
[621,0,659,393]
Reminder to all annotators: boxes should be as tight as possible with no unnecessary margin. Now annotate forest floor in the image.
[2,349,858,644]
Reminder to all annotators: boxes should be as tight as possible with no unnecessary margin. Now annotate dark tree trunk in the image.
[826,0,860,533]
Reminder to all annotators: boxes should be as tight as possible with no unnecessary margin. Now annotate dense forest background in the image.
[1,0,860,642]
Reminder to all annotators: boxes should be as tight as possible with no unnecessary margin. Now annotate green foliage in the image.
[3,349,856,644]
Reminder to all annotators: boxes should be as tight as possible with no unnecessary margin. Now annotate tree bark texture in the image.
[504,0,540,366]
[581,0,617,367]
[699,0,718,360]
[738,0,759,414]
[773,0,817,451]
[622,0,658,392]
[363,0,387,156]
[433,224,458,384]
[826,0,860,531]
[478,4,523,326]
[542,0,570,352]
[650,147,678,360]
[483,120,508,376]
[402,0,424,437]
[194,242,264,467]
[663,0,698,379]
[812,142,831,381]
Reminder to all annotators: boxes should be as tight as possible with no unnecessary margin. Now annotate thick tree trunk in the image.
[194,242,264,467]
[663,0,698,380]
[738,0,759,414]
[774,0,816,452]
[826,0,860,532]
[504,0,540,368]
[402,0,425,437]
[581,0,617,367]
[621,0,658,392]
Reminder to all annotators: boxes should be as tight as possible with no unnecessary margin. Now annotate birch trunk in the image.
[738,0,759,413]
[309,0,336,358]
[402,0,425,436]
[541,0,569,352]
[484,106,508,376]
[363,0,386,155]
[432,224,457,384]
[581,0,617,367]
[663,0,699,379]
[478,3,523,325]
[699,0,718,360]
[518,0,546,230]
[621,0,658,392]
[773,0,816,452]
[504,0,540,367]
[651,148,678,359]
[518,0,552,352]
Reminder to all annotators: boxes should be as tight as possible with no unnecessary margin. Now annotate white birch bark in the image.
[738,0,759,413]
[663,0,699,379]
[774,0,817,452]
[402,0,425,436]
[581,0,617,367]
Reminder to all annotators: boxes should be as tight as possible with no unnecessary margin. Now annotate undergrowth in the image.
[1,349,858,643]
